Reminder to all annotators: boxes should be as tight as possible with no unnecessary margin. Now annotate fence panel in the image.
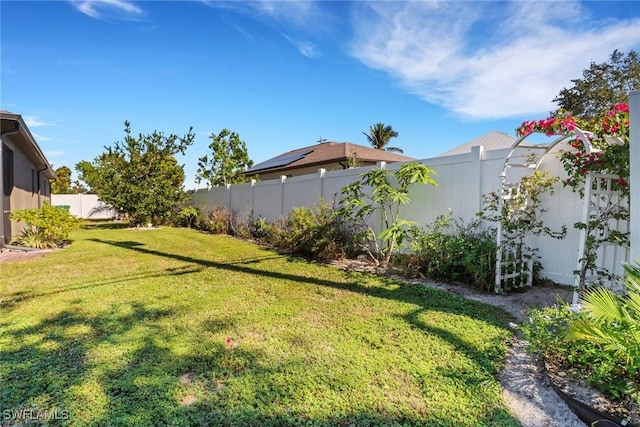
[253,179,285,222]
[51,194,117,219]
[187,145,631,286]
[282,172,324,214]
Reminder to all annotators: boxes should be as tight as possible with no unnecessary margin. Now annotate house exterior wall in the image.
[1,127,53,243]
[0,110,55,245]
[248,160,379,181]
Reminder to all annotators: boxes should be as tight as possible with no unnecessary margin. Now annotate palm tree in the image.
[363,123,403,153]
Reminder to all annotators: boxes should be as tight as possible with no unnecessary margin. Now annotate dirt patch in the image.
[0,248,56,263]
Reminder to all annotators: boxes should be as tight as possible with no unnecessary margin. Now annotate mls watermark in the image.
[2,407,69,422]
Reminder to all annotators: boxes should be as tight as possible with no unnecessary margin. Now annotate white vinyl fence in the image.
[51,194,118,219]
[190,141,630,287]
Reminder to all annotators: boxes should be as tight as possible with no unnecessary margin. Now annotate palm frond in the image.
[580,287,625,323]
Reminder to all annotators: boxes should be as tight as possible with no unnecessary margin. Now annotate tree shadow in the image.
[0,265,202,309]
[0,303,174,424]
[1,299,482,426]
[1,237,519,426]
[82,221,128,230]
[89,238,513,330]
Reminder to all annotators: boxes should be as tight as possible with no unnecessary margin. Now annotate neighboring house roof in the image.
[1,110,56,179]
[246,141,415,175]
[438,131,517,157]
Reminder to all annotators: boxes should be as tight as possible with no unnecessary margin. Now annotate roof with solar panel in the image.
[245,141,414,176]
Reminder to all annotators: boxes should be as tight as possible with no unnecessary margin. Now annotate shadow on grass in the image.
[0,300,490,426]
[0,237,519,426]
[0,265,203,309]
[82,221,128,230]
[89,238,515,330]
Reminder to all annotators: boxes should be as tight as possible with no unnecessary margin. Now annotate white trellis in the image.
[572,170,630,303]
[495,127,629,296]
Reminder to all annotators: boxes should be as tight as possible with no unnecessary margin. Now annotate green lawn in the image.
[1,224,519,426]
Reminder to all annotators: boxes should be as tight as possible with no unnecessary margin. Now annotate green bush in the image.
[568,260,640,397]
[522,301,635,401]
[250,216,283,246]
[196,207,232,234]
[407,214,498,291]
[9,203,81,248]
[244,202,356,261]
[281,202,354,261]
[177,206,198,228]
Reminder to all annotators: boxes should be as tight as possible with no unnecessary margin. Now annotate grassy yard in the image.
[1,224,519,426]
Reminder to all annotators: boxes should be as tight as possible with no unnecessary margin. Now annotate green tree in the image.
[553,49,640,120]
[196,129,254,186]
[336,162,437,267]
[75,160,99,191]
[76,121,194,226]
[363,122,403,153]
[51,165,73,194]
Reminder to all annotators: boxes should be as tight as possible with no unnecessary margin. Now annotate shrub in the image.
[568,260,640,397]
[9,203,81,248]
[229,210,252,240]
[336,162,437,267]
[250,217,283,246]
[281,202,354,261]
[406,213,498,291]
[522,301,635,401]
[196,207,232,234]
[177,206,198,228]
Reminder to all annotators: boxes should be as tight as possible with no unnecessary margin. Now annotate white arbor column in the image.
[630,90,640,263]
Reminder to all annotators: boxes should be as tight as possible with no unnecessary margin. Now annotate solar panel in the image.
[246,149,313,173]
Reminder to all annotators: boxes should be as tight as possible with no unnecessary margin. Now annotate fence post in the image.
[250,179,256,221]
[280,175,287,217]
[630,90,640,263]
[376,162,386,240]
[226,184,232,212]
[318,168,326,202]
[470,145,485,213]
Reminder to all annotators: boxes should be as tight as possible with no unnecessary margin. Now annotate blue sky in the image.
[2,1,639,189]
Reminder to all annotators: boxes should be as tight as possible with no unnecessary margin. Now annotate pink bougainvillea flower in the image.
[561,117,576,131]
[614,103,629,113]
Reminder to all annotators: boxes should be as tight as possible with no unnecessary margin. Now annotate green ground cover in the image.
[1,224,518,426]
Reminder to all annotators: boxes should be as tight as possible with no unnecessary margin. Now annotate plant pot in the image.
[549,381,637,427]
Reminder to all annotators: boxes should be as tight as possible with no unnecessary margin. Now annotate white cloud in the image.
[23,116,55,127]
[283,34,317,58]
[350,1,640,119]
[206,1,330,51]
[71,0,143,21]
[44,150,65,158]
[32,133,54,142]
[255,1,321,27]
